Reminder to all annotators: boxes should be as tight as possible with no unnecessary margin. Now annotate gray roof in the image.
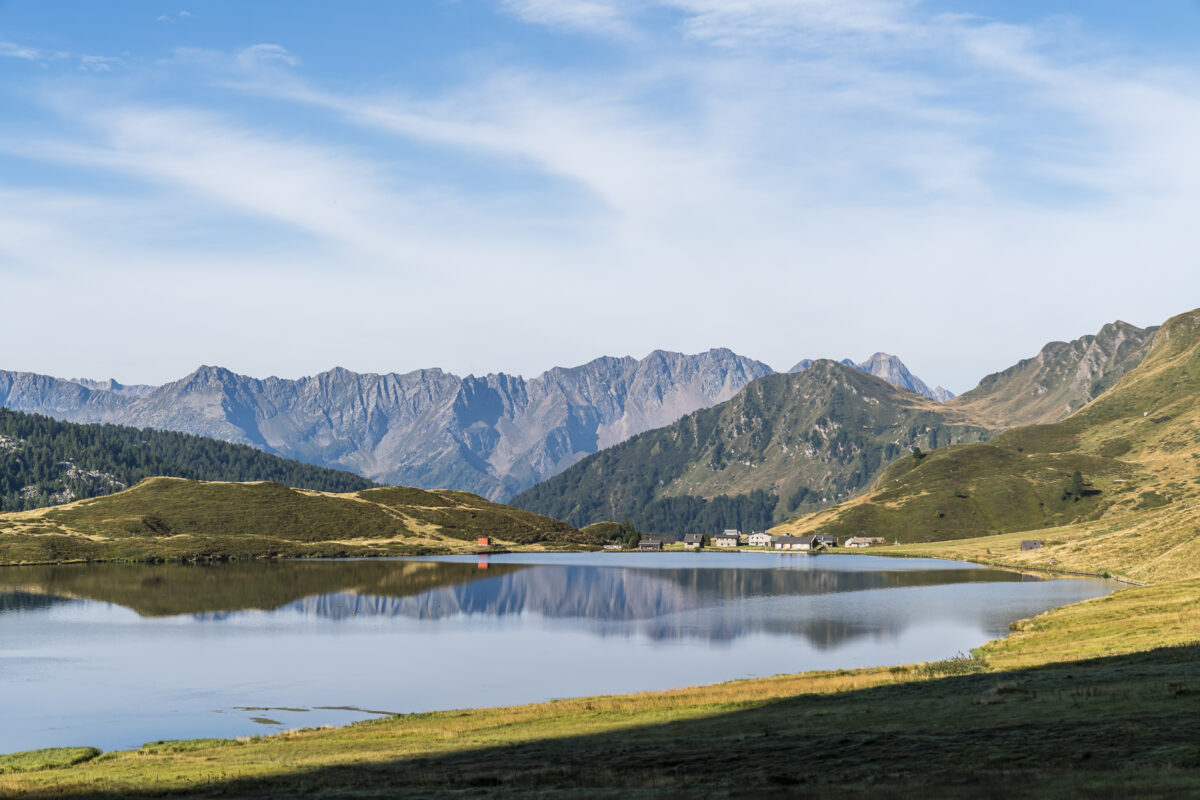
[683,533,704,544]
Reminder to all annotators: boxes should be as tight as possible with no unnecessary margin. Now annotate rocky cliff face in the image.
[0,350,772,501]
[946,321,1158,427]
[790,353,954,401]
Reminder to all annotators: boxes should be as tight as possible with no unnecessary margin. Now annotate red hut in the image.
[477,536,491,547]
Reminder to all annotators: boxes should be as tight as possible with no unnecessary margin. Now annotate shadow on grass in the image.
[28,645,1200,799]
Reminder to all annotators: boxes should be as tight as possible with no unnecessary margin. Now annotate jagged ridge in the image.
[0,350,773,502]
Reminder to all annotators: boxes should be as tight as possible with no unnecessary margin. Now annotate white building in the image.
[845,536,886,548]
[771,535,812,551]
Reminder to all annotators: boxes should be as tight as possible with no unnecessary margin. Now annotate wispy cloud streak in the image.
[2,3,1200,385]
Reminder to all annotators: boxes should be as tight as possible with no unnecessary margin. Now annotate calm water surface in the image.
[0,552,1114,752]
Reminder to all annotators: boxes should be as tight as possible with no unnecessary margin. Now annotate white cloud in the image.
[0,39,69,61]
[0,40,42,60]
[498,0,632,35]
[665,0,917,46]
[79,55,121,72]
[7,105,425,261]
[235,43,299,69]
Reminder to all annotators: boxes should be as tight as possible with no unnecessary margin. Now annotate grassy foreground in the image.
[4,576,1200,798]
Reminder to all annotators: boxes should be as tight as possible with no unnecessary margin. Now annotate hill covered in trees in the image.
[0,408,374,511]
[512,362,991,535]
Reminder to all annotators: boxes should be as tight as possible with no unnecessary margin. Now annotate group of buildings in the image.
[633,530,888,552]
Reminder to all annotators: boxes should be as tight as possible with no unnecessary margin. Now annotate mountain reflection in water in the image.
[0,555,1047,648]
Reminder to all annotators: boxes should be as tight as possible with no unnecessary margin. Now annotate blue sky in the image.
[3,1,1200,391]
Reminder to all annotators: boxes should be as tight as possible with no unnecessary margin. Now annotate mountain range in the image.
[0,348,946,502]
[512,319,1159,534]
[0,320,1158,520]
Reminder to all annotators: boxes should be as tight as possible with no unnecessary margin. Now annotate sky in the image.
[3,1,1200,393]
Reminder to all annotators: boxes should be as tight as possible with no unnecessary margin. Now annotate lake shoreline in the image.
[3,552,1116,754]
[4,571,1198,797]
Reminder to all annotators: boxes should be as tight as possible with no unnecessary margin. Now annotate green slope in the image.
[513,361,992,535]
[0,477,589,564]
[776,307,1200,582]
[0,407,373,511]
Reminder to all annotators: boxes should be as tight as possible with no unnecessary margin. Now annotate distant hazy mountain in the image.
[790,353,954,401]
[946,321,1158,427]
[931,386,956,402]
[0,349,772,501]
[511,361,991,535]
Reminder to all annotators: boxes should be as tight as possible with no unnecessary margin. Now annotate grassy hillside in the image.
[0,407,373,511]
[774,308,1200,584]
[513,361,991,535]
[0,477,590,565]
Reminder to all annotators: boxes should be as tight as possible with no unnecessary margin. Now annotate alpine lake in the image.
[0,551,1116,754]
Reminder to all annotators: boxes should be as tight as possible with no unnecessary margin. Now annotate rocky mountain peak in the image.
[947,319,1159,427]
[176,365,242,389]
[932,386,956,402]
[789,353,949,401]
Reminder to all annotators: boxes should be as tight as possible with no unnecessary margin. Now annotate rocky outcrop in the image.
[947,321,1158,427]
